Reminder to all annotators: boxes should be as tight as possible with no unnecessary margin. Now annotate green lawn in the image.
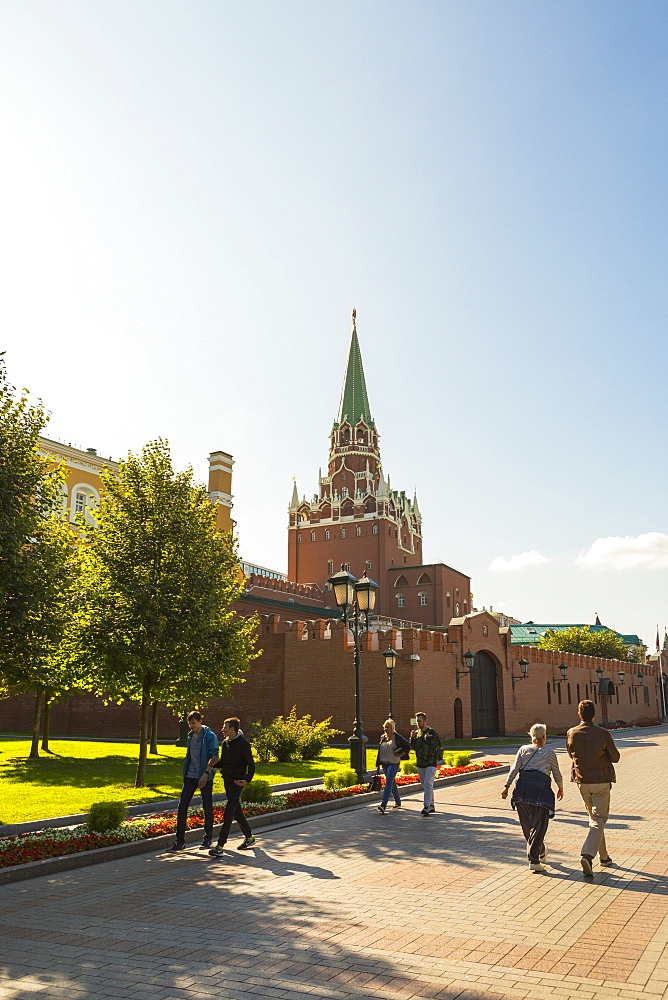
[0,736,376,826]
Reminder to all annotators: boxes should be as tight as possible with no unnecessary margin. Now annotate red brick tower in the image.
[288,311,423,617]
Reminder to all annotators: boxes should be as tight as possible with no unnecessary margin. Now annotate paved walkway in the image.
[1,727,667,1000]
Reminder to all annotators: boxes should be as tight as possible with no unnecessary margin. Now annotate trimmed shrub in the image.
[240,779,272,804]
[88,801,127,833]
[400,761,418,775]
[248,707,343,762]
[443,751,471,767]
[323,768,357,790]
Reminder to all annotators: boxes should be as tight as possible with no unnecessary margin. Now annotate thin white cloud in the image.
[576,532,668,571]
[489,550,550,572]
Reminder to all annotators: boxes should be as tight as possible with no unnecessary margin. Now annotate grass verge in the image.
[0,736,377,826]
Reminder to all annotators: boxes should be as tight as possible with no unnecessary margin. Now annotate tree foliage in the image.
[0,355,81,756]
[76,439,258,786]
[538,625,643,662]
[248,707,343,762]
[0,354,64,657]
[3,514,82,757]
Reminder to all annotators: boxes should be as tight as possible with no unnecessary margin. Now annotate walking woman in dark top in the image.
[376,719,411,814]
[501,723,564,872]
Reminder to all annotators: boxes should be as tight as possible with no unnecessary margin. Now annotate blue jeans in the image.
[380,763,401,807]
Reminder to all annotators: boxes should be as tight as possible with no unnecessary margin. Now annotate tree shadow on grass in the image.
[0,753,181,792]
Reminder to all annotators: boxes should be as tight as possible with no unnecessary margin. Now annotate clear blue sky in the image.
[2,1,667,648]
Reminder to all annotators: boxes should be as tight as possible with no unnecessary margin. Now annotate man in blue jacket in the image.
[167,711,219,852]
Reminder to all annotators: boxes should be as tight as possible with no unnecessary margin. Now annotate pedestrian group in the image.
[167,698,622,877]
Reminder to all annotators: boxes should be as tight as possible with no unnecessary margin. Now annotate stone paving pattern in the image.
[1,727,668,1000]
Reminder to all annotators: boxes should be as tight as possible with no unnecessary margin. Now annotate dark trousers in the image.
[176,777,214,845]
[515,801,550,863]
[216,777,252,846]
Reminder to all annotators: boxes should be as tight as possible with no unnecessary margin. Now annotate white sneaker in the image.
[529,862,547,873]
[539,847,548,861]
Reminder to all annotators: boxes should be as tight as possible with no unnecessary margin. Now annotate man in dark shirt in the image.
[410,712,442,816]
[567,699,621,877]
[207,717,256,858]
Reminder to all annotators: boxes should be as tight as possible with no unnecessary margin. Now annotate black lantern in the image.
[512,658,529,691]
[456,649,475,689]
[326,565,379,782]
[383,647,399,718]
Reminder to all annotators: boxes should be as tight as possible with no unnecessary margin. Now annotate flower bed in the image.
[0,760,501,869]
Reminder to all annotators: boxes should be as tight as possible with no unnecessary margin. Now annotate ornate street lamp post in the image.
[328,565,380,782]
[382,647,398,719]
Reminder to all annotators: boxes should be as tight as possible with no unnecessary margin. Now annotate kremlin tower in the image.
[287,311,460,622]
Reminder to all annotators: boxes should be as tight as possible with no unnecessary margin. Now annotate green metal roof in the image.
[509,624,643,647]
[337,322,373,427]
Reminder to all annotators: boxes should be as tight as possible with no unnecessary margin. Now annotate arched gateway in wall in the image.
[470,651,500,737]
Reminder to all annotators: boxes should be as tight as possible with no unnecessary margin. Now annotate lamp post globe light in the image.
[382,647,398,719]
[328,565,380,782]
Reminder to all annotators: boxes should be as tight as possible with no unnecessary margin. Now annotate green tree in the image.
[2,514,82,757]
[538,625,641,662]
[76,439,258,787]
[0,354,63,655]
[0,355,80,756]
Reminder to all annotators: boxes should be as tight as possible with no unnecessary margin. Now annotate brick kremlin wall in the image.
[0,610,662,742]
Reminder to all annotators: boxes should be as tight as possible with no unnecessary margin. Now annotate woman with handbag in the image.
[501,723,564,872]
[376,719,411,814]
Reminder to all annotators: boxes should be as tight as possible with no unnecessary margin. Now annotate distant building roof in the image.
[509,624,643,647]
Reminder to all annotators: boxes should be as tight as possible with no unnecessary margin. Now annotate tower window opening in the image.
[311,531,316,541]
[341,487,348,498]
[396,594,405,608]
[327,560,334,575]
[297,534,301,543]
[340,528,346,538]
[419,592,428,606]
[372,525,378,534]
[356,526,361,536]
[325,530,330,540]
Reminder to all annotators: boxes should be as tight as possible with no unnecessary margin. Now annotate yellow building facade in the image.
[37,438,234,533]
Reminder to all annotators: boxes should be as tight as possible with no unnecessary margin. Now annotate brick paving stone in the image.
[3,729,668,1000]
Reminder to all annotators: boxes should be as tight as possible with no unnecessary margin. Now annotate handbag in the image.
[367,772,382,793]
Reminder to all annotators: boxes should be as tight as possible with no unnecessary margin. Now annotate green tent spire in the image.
[337,309,373,426]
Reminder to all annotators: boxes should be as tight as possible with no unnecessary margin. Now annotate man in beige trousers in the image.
[567,699,621,877]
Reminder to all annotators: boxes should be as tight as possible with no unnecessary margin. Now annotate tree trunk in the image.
[29,690,45,759]
[41,697,51,752]
[134,681,152,787]
[149,700,159,754]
